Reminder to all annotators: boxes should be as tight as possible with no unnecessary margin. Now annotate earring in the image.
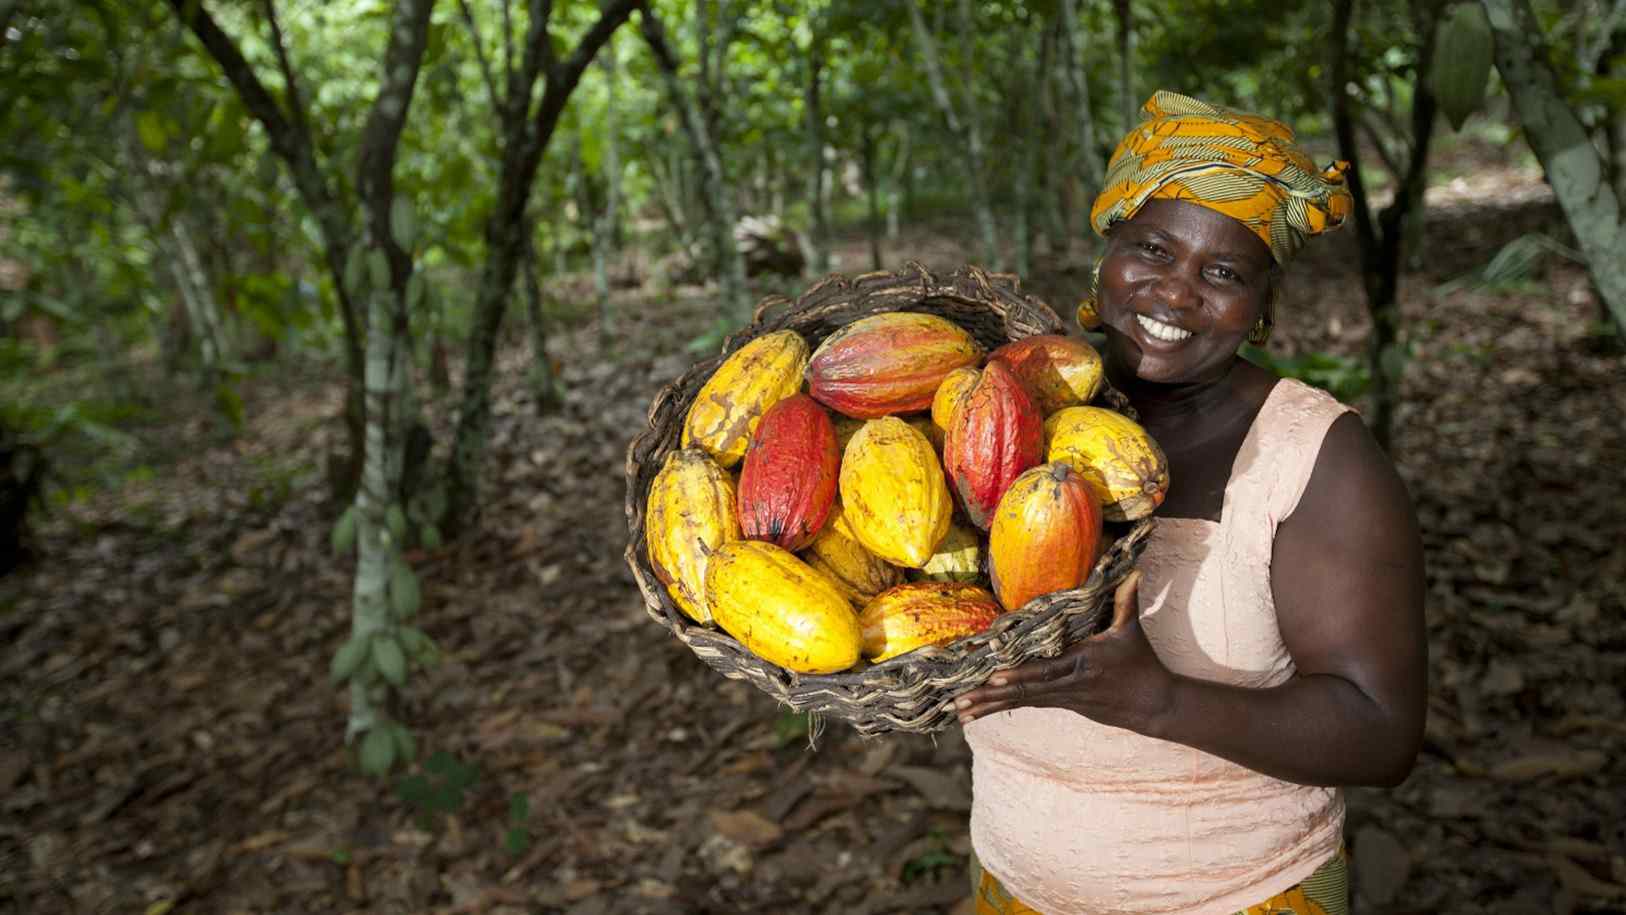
[1076,259,1104,330]
[1246,313,1272,345]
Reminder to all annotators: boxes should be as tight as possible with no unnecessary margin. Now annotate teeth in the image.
[1137,314,1192,342]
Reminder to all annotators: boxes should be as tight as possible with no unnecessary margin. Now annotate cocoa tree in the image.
[1480,0,1626,336]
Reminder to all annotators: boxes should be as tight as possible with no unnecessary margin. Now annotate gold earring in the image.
[1076,259,1104,330]
[1246,314,1272,345]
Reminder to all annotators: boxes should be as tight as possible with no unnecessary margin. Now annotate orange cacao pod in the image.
[942,360,1044,529]
[737,394,838,551]
[859,582,1003,661]
[988,334,1105,414]
[988,462,1103,611]
[807,312,983,418]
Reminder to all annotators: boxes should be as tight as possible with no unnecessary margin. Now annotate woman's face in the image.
[1096,198,1274,386]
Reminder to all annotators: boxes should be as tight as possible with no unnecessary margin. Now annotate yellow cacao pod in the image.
[644,448,741,623]
[683,330,810,468]
[839,417,953,568]
[704,540,862,674]
[1043,406,1170,521]
[930,366,981,438]
[806,499,905,601]
[916,521,982,583]
[859,582,1003,661]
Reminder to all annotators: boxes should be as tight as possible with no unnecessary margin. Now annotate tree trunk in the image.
[886,124,911,241]
[522,218,559,414]
[169,219,231,374]
[1482,0,1626,335]
[443,0,637,534]
[907,0,999,269]
[806,36,830,275]
[595,38,621,344]
[639,5,749,318]
[862,128,883,270]
[1060,0,1104,235]
[1114,0,1136,131]
[1330,0,1441,452]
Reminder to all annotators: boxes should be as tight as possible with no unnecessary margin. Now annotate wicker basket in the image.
[623,262,1153,738]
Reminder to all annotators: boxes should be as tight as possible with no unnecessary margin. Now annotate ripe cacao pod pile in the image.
[643,308,1168,675]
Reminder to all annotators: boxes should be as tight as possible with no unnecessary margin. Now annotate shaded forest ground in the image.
[3,164,1626,915]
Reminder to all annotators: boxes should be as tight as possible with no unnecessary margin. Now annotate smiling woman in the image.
[956,92,1426,915]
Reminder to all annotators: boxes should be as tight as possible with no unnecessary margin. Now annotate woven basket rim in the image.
[623,262,1154,736]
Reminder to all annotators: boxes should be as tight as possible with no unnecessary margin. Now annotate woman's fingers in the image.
[1107,569,1143,631]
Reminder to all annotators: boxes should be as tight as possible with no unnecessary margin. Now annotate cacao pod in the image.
[988,334,1105,414]
[807,312,983,418]
[1044,406,1169,521]
[859,582,1003,661]
[683,329,810,468]
[644,448,741,623]
[930,366,981,437]
[1431,3,1494,132]
[737,394,838,551]
[704,540,862,674]
[942,360,1044,529]
[805,499,905,601]
[988,462,1102,611]
[915,521,982,583]
[805,554,870,607]
[839,417,952,568]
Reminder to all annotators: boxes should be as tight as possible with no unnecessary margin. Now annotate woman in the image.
[954,92,1427,915]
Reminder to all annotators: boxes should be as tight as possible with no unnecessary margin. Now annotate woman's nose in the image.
[1150,272,1200,311]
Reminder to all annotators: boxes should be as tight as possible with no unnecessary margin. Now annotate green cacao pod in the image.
[1431,3,1494,132]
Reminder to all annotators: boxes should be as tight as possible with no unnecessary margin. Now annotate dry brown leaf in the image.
[1489,750,1607,781]
[709,809,784,848]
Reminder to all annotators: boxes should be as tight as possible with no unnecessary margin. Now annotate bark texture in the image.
[1481,0,1626,336]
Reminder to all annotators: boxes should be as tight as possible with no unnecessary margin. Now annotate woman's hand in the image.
[953,571,1176,736]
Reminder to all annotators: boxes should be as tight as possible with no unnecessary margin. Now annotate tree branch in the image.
[264,0,318,176]
[1329,0,1380,259]
[456,0,503,111]
[357,0,437,279]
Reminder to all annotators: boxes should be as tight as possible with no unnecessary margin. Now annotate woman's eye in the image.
[1209,266,1242,284]
[1137,242,1165,257]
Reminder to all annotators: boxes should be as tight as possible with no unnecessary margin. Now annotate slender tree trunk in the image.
[639,5,749,318]
[907,0,1000,269]
[887,124,911,241]
[522,217,559,414]
[169,220,231,373]
[806,43,830,275]
[1114,0,1136,131]
[1330,0,1441,452]
[862,129,883,270]
[595,38,620,344]
[1060,0,1104,235]
[444,0,637,533]
[1482,0,1626,335]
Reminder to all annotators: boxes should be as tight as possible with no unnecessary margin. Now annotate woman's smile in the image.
[1134,313,1193,343]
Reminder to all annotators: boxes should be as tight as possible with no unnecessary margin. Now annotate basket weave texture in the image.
[623,263,1153,737]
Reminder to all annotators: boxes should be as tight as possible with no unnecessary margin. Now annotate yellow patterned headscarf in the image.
[1089,91,1352,264]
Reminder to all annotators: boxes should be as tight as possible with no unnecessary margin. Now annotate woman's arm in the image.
[954,413,1428,788]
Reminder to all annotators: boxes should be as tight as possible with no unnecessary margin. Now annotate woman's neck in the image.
[1107,355,1248,428]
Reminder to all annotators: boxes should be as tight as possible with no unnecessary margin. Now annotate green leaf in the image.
[392,723,417,764]
[344,246,369,297]
[390,559,421,618]
[386,504,408,541]
[399,626,438,664]
[406,273,427,312]
[214,381,245,431]
[360,725,397,776]
[136,111,168,153]
[390,198,418,249]
[329,632,372,683]
[331,505,358,555]
[419,524,441,551]
[372,634,408,687]
[508,791,530,822]
[368,250,391,290]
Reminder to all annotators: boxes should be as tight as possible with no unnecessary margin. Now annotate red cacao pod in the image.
[806,312,983,418]
[988,334,1105,415]
[737,394,839,551]
[942,360,1044,529]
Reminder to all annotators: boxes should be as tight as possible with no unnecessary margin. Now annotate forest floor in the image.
[4,164,1626,915]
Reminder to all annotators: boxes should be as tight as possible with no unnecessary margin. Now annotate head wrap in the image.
[1089,91,1352,264]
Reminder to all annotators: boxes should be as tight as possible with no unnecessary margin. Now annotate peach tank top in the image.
[965,379,1353,915]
